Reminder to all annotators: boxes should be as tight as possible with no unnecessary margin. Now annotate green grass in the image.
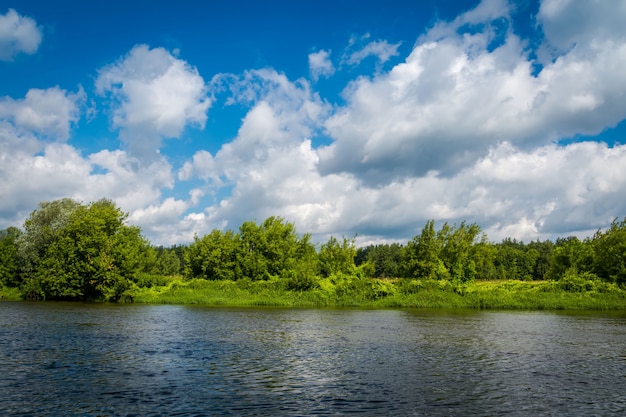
[4,276,624,310]
[122,277,626,310]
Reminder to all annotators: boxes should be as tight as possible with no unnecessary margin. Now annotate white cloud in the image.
[0,87,84,140]
[180,69,626,243]
[0,142,92,227]
[343,39,401,66]
[4,0,626,250]
[96,44,212,159]
[537,0,626,56]
[84,150,174,211]
[178,69,338,235]
[173,0,626,245]
[316,0,626,185]
[308,49,335,81]
[0,8,42,61]
[0,132,188,245]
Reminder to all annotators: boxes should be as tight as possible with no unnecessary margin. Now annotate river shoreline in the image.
[4,278,624,310]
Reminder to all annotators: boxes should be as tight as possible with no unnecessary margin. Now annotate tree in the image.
[527,240,554,280]
[591,218,626,284]
[156,249,181,276]
[21,198,147,301]
[438,221,482,282]
[284,232,319,290]
[319,236,357,277]
[0,227,21,287]
[356,243,404,278]
[472,239,498,280]
[16,198,82,278]
[184,229,240,280]
[237,217,305,280]
[546,236,593,281]
[400,220,447,280]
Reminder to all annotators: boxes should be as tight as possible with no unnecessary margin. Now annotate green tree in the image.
[400,220,448,279]
[494,239,539,281]
[438,221,482,282]
[0,227,21,287]
[591,218,626,284]
[156,248,181,276]
[16,198,81,278]
[318,236,357,277]
[546,236,593,281]
[237,217,304,280]
[140,245,159,274]
[471,239,498,280]
[284,232,319,290]
[356,243,403,278]
[23,198,147,301]
[527,240,554,280]
[184,229,240,280]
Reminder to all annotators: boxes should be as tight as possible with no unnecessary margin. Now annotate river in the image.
[1,302,625,416]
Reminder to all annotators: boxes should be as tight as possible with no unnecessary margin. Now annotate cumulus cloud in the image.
[0,87,84,140]
[0,8,42,61]
[174,0,626,245]
[179,66,626,244]
[84,150,174,211]
[316,0,626,185]
[96,45,212,158]
[0,130,187,244]
[537,0,626,56]
[4,0,626,248]
[178,69,336,233]
[308,49,335,81]
[0,142,92,228]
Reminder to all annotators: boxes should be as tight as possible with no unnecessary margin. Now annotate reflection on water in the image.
[1,303,625,416]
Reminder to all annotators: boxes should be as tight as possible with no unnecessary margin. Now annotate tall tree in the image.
[592,218,626,284]
[356,243,404,278]
[16,198,82,278]
[156,249,181,276]
[546,236,593,281]
[319,236,357,277]
[184,229,240,280]
[22,198,147,301]
[0,227,21,287]
[438,221,482,282]
[400,220,448,279]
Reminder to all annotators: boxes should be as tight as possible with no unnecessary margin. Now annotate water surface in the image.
[1,303,625,416]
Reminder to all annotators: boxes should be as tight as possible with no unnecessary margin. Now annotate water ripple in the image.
[1,304,625,416]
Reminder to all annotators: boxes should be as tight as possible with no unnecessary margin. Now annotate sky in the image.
[1,0,626,247]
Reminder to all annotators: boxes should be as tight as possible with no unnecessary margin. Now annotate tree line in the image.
[1,198,625,301]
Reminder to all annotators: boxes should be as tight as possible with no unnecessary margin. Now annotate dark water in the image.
[1,303,625,416]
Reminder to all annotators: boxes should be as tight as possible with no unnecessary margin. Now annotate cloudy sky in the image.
[1,0,626,246]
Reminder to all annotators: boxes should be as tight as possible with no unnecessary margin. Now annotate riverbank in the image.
[126,277,626,310]
[3,278,625,310]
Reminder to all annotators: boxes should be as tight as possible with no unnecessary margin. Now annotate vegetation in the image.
[1,198,626,309]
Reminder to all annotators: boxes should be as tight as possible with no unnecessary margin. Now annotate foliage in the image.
[0,227,21,287]
[124,277,626,310]
[355,243,403,278]
[3,198,626,306]
[185,229,240,280]
[12,199,149,301]
[16,198,82,278]
[318,236,357,277]
[591,218,626,284]
[400,220,482,282]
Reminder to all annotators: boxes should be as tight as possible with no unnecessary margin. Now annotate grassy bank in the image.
[123,276,626,310]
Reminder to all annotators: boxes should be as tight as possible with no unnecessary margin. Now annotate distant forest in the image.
[1,198,625,301]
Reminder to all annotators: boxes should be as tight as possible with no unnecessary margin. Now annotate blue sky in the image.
[1,0,626,246]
